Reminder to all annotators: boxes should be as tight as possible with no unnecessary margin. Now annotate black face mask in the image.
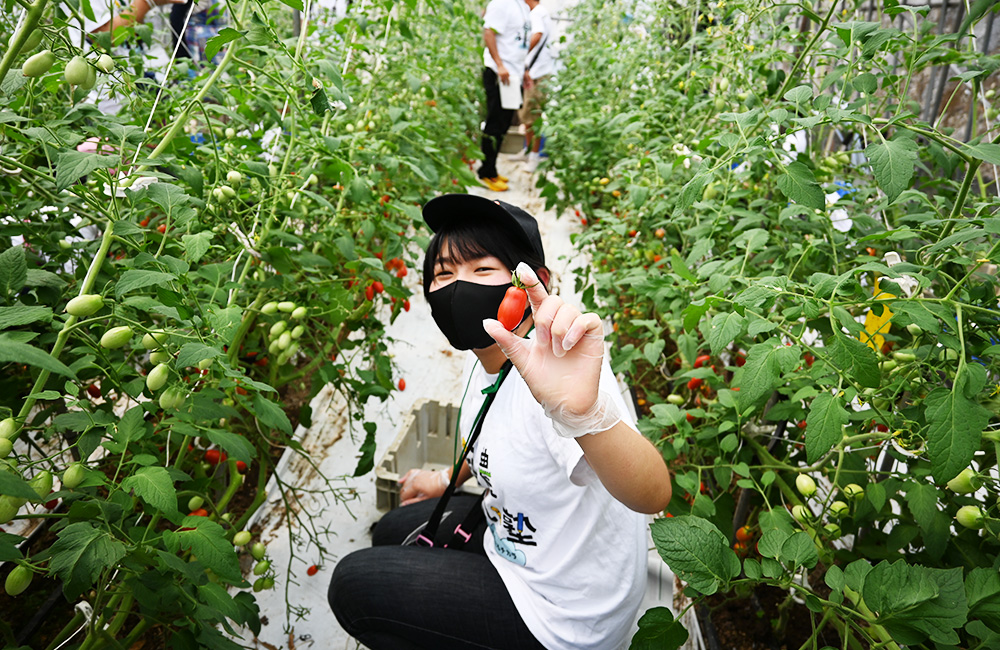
[427,280,523,350]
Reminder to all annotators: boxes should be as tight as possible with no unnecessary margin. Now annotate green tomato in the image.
[270,320,287,337]
[795,474,817,498]
[253,560,271,576]
[253,577,266,592]
[11,28,43,55]
[830,501,851,519]
[291,306,307,320]
[233,531,252,546]
[96,53,115,73]
[290,325,304,340]
[946,468,980,494]
[146,363,169,392]
[0,418,16,440]
[250,542,266,560]
[892,350,917,362]
[64,55,89,85]
[702,182,718,201]
[150,350,171,365]
[261,302,279,315]
[0,495,21,524]
[0,438,12,458]
[4,565,32,597]
[100,326,133,349]
[955,505,985,530]
[142,330,168,350]
[227,170,243,186]
[22,49,56,77]
[666,394,684,405]
[843,484,864,501]
[823,523,841,539]
[80,64,97,90]
[30,470,52,499]
[188,495,204,511]
[63,463,85,489]
[277,301,296,313]
[159,386,186,411]
[792,504,811,524]
[66,294,104,317]
[277,331,292,351]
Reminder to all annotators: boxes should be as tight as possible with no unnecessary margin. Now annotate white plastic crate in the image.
[375,399,482,511]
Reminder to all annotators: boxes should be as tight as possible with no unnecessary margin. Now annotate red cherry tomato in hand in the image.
[497,287,528,331]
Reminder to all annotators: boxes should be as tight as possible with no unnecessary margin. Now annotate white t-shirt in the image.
[526,4,556,80]
[482,0,532,80]
[460,353,647,650]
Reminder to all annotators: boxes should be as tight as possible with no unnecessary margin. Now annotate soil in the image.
[701,576,844,650]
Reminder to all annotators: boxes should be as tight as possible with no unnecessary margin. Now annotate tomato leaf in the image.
[630,607,689,650]
[904,482,948,560]
[204,28,245,63]
[862,561,968,646]
[865,131,917,203]
[163,518,241,582]
[175,342,224,369]
[708,311,746,355]
[650,516,741,595]
[805,392,848,462]
[0,245,27,300]
[48,522,128,599]
[0,333,75,378]
[734,340,800,410]
[925,366,991,484]
[828,334,880,388]
[0,471,43,502]
[54,150,120,192]
[776,161,824,211]
[0,305,52,330]
[115,270,178,298]
[966,567,1000,631]
[252,394,292,435]
[352,421,377,477]
[202,428,255,465]
[121,466,180,520]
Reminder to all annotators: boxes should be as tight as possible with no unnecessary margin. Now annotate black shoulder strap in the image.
[526,31,548,73]
[411,361,512,548]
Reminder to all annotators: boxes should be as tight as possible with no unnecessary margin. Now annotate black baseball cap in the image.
[423,194,545,265]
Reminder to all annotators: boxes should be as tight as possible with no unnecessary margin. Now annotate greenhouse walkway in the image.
[235,151,695,649]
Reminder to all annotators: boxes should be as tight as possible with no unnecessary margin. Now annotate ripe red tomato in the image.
[373,281,384,294]
[307,564,319,576]
[398,378,406,391]
[497,287,528,330]
[687,377,703,391]
[190,508,209,517]
[87,384,101,399]
[140,218,149,227]
[694,354,712,368]
[402,299,411,312]
[365,285,375,301]
[157,224,167,234]
[236,461,248,474]
[735,525,754,542]
[204,449,227,465]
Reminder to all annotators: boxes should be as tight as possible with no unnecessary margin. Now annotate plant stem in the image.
[11,222,115,441]
[0,0,50,82]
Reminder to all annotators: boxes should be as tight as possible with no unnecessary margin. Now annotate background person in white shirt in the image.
[518,0,555,173]
[478,0,532,192]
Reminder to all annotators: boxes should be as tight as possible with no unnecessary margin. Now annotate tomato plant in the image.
[545,0,1000,648]
[0,0,483,645]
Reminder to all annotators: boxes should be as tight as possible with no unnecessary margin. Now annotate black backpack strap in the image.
[442,492,487,550]
[526,32,548,75]
[412,361,512,548]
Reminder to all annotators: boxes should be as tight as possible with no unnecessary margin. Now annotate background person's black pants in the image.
[480,67,516,179]
[328,496,545,650]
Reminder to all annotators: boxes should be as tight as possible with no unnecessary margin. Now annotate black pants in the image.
[480,67,516,179]
[328,497,546,650]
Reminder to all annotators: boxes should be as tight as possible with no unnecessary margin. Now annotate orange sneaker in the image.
[497,174,509,183]
[480,176,508,192]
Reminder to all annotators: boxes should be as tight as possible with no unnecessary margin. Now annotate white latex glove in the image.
[483,263,622,438]
[398,468,449,506]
